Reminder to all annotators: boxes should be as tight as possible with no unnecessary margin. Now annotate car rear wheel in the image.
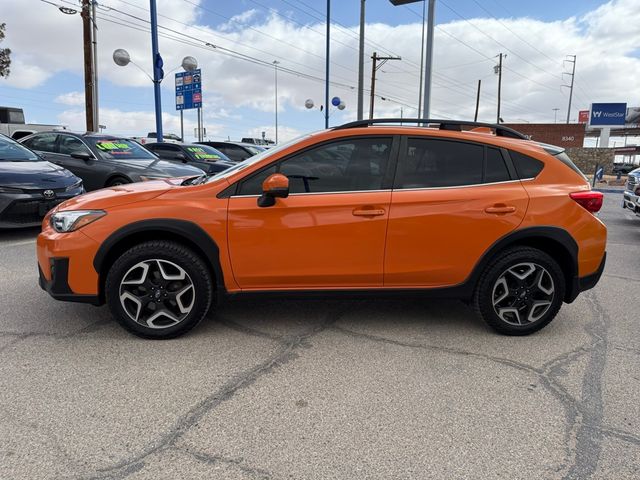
[473,247,565,335]
[105,241,213,339]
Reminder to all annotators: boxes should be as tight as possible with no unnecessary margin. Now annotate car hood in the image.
[56,177,187,211]
[629,168,640,176]
[116,158,204,176]
[0,160,78,189]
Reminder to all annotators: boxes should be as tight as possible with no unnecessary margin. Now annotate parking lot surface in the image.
[1,192,639,479]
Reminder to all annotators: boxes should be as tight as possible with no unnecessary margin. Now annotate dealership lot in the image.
[0,192,638,479]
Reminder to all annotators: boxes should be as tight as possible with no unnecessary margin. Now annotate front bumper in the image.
[622,190,639,215]
[38,258,101,305]
[0,191,80,228]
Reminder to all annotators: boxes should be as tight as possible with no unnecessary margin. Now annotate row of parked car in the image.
[0,131,264,228]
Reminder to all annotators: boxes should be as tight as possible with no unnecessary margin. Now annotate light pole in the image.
[273,60,280,144]
[357,0,366,120]
[494,53,505,124]
[325,0,330,129]
[113,51,197,141]
[389,0,435,118]
[553,108,560,123]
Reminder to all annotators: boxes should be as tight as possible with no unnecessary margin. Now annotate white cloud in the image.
[55,91,85,106]
[3,0,640,134]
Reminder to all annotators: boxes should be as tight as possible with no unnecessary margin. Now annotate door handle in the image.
[352,208,386,217]
[485,204,517,214]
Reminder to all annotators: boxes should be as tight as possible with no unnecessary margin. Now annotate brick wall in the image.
[504,123,585,148]
[565,148,615,175]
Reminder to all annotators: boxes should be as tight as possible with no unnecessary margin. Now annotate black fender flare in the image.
[93,219,225,290]
[464,226,579,302]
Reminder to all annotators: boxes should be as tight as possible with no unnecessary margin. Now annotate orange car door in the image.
[384,137,529,287]
[228,136,398,290]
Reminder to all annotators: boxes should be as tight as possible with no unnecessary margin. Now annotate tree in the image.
[0,23,11,78]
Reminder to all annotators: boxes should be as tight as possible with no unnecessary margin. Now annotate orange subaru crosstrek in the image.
[37,119,607,339]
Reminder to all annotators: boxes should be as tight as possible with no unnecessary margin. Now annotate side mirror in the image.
[176,152,187,162]
[70,151,93,161]
[258,173,289,208]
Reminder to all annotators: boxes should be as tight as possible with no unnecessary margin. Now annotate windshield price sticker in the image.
[96,142,134,155]
[187,147,220,160]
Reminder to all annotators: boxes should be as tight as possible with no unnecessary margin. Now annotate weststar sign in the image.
[589,103,627,126]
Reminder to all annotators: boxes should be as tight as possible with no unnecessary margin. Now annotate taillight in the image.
[570,191,603,213]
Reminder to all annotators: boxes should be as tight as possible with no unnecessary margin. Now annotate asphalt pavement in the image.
[1,192,639,480]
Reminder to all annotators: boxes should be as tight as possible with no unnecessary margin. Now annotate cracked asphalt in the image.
[1,191,639,479]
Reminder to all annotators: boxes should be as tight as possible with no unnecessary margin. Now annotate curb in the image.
[594,188,625,194]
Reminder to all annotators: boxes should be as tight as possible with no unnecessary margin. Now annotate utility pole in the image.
[273,60,279,144]
[356,0,365,120]
[563,55,576,124]
[324,0,330,129]
[422,0,435,119]
[81,0,95,132]
[552,107,560,123]
[495,53,504,124]
[91,0,99,130]
[474,79,481,122]
[369,52,401,119]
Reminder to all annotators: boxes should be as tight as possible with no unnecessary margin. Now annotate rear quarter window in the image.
[509,151,544,179]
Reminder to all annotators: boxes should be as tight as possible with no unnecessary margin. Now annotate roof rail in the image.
[332,118,528,140]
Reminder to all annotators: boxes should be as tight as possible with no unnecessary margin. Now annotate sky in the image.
[1,0,639,144]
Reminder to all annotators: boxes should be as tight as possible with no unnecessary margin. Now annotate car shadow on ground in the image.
[0,226,40,242]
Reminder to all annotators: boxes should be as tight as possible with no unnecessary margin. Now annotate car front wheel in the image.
[105,241,213,339]
[474,247,565,335]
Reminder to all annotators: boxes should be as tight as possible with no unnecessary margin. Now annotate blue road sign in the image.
[590,103,627,126]
[175,69,202,110]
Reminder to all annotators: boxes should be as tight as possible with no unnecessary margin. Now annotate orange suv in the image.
[37,119,607,339]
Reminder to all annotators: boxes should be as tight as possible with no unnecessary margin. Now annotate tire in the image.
[473,246,565,336]
[106,176,130,187]
[105,241,213,339]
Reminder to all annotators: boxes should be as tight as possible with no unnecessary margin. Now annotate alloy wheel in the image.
[119,259,195,329]
[491,262,555,326]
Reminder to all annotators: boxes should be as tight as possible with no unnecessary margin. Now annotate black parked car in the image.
[195,141,265,162]
[20,132,204,191]
[0,134,83,228]
[144,142,236,174]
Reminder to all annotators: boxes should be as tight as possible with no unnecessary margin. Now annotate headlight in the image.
[65,180,83,192]
[140,175,169,182]
[0,186,24,194]
[51,210,106,233]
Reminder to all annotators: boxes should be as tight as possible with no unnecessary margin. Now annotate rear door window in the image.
[395,138,483,188]
[485,147,511,183]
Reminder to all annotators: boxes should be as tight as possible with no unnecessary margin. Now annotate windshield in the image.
[0,135,40,161]
[87,138,158,161]
[184,145,230,162]
[205,134,313,183]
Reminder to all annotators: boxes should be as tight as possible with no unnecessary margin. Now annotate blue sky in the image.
[1,0,638,143]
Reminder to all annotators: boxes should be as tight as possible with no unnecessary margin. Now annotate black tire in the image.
[105,241,213,339]
[106,176,130,187]
[473,247,565,336]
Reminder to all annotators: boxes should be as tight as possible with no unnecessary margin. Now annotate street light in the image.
[389,0,435,118]
[305,97,345,125]
[113,50,198,141]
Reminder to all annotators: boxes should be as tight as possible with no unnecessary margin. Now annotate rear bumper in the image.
[566,252,606,303]
[622,191,639,215]
[38,258,101,305]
